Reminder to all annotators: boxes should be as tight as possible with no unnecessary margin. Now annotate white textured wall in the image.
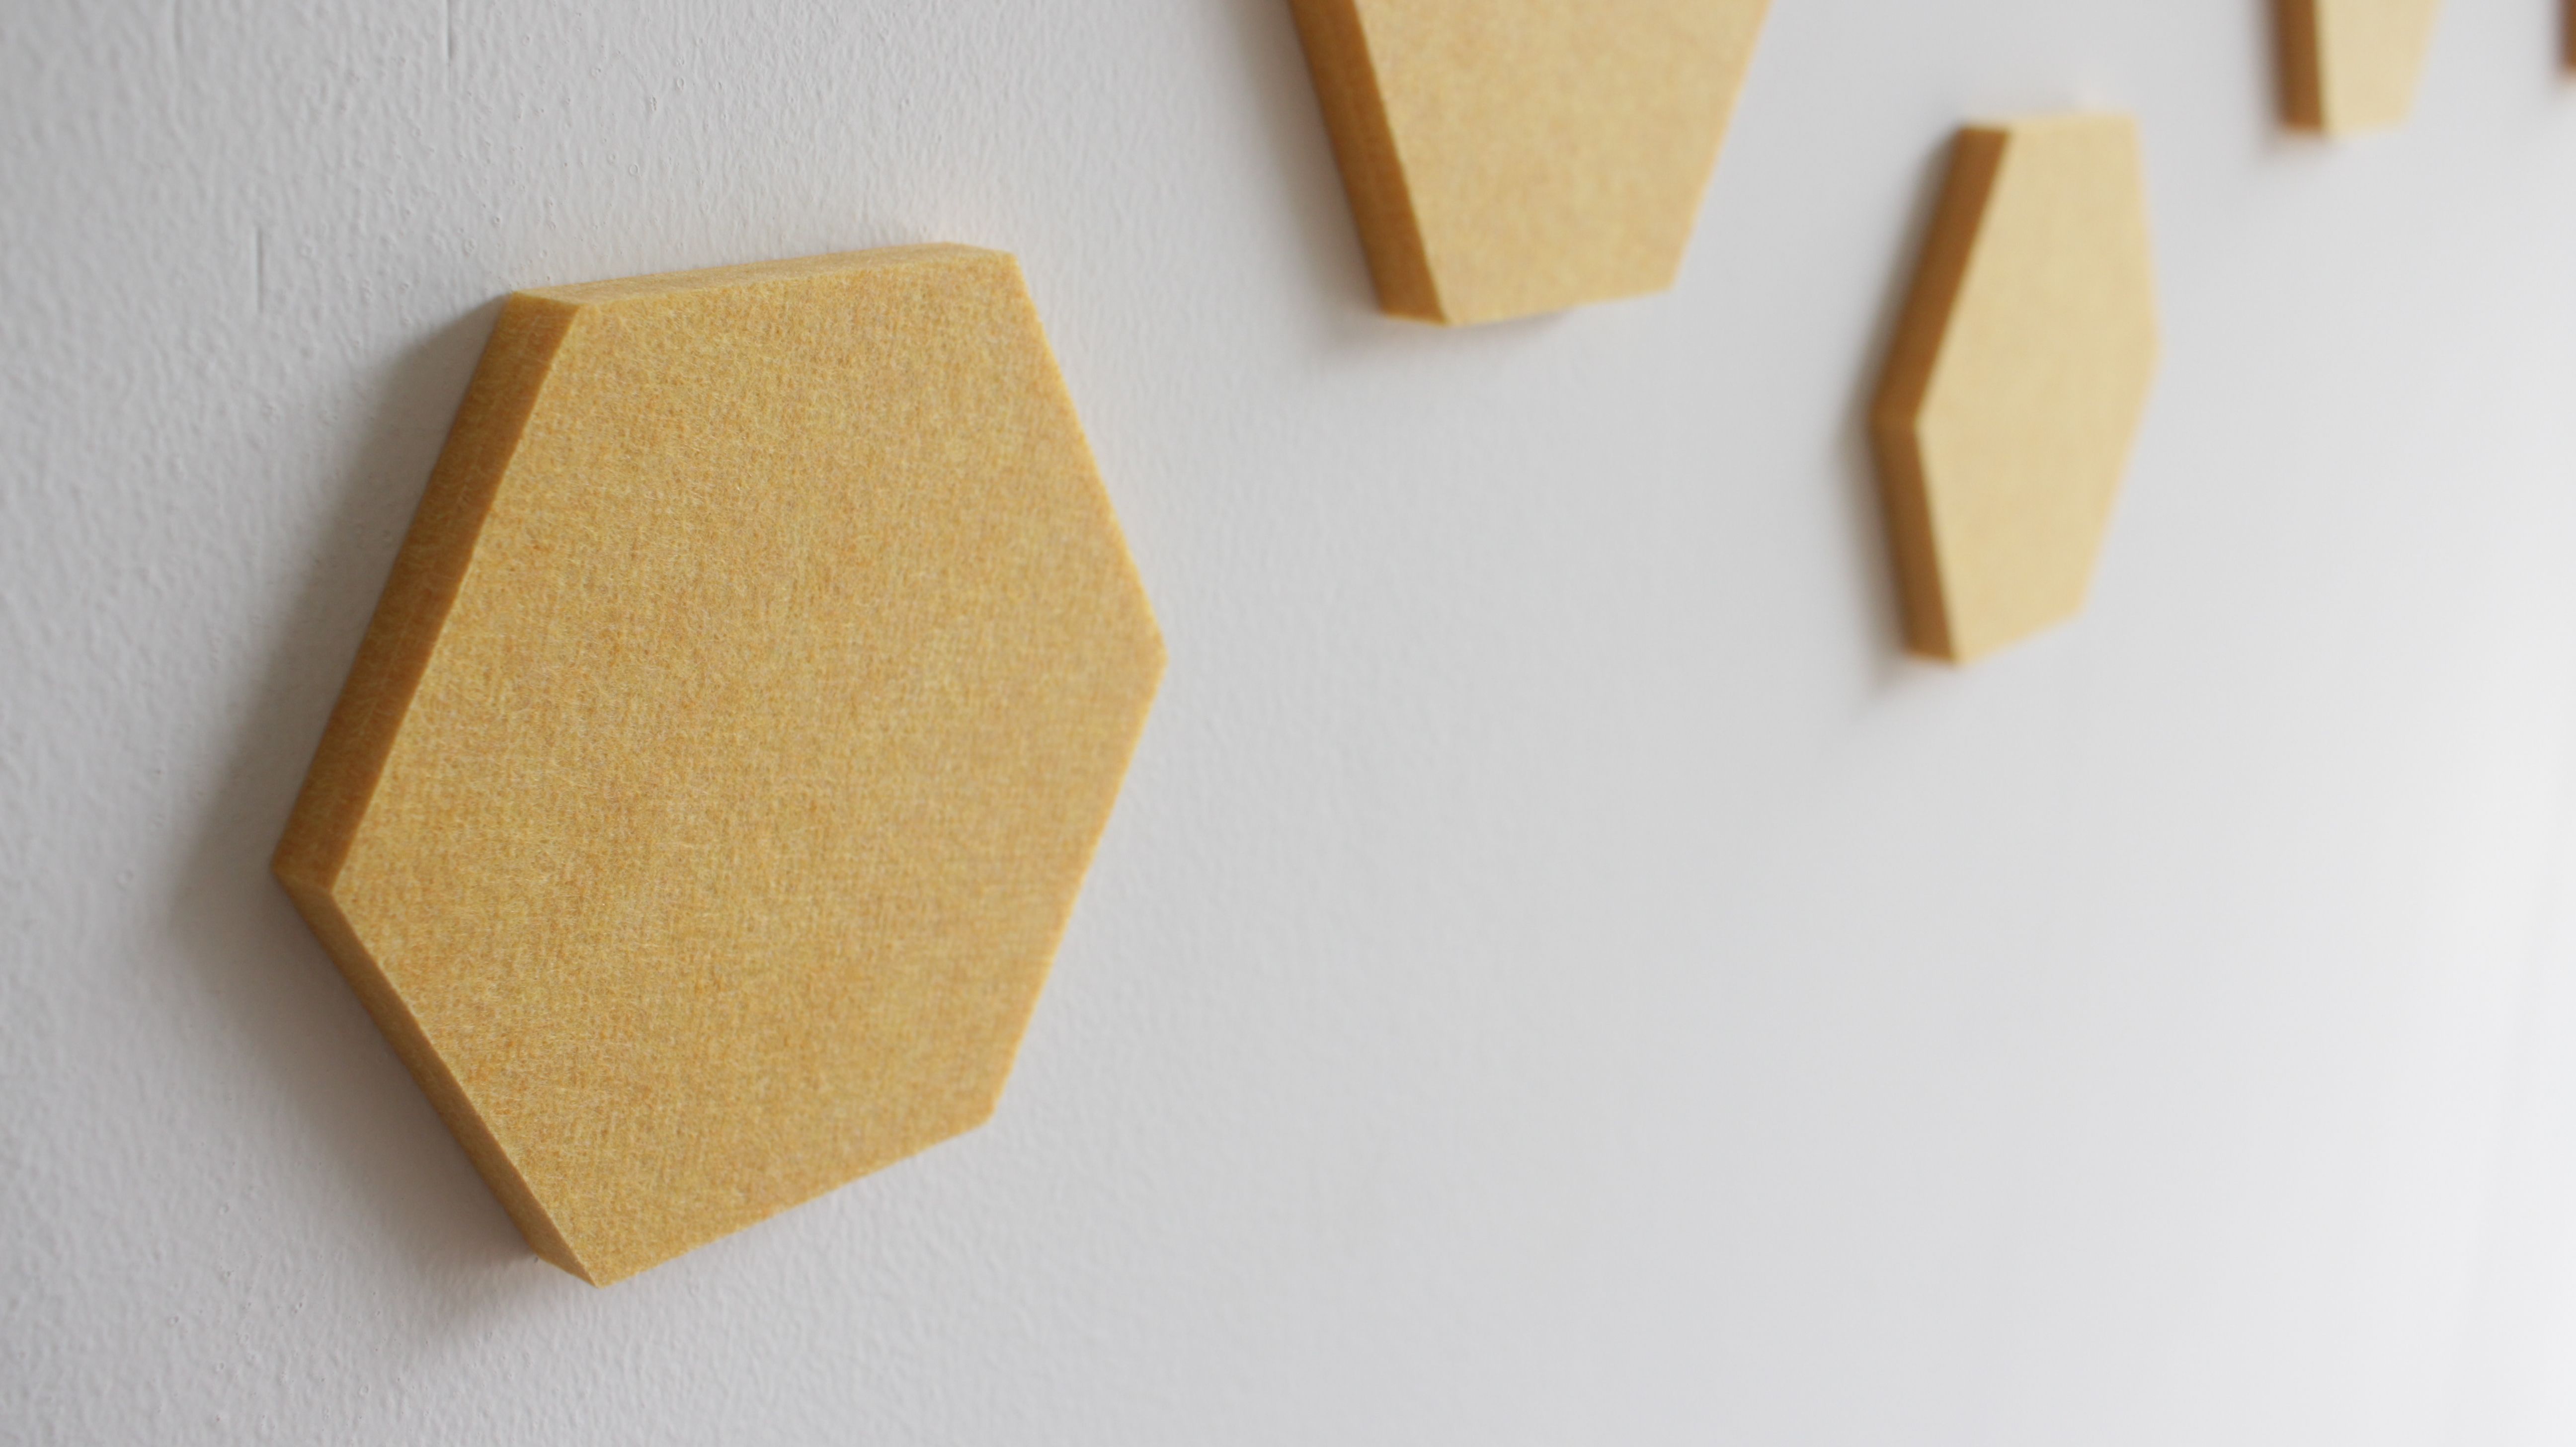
[15,1,2576,1442]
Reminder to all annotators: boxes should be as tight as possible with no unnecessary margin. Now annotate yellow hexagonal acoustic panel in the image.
[1288,0,1773,325]
[274,245,1164,1285]
[2276,0,2444,135]
[1872,116,2161,664]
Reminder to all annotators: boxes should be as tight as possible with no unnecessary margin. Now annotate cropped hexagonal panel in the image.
[1288,0,1772,326]
[1872,116,2161,664]
[2276,0,2445,135]
[273,246,1164,1285]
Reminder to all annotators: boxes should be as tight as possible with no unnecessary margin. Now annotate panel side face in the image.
[270,874,594,1280]
[329,250,1164,1284]
[1914,116,2160,662]
[2276,0,2331,129]
[273,297,576,894]
[1872,129,2011,662]
[269,296,591,1276]
[1348,0,1770,324]
[1286,0,1444,320]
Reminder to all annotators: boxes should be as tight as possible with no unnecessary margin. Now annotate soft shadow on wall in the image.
[1213,0,1384,327]
[1839,130,1964,679]
[161,299,534,1288]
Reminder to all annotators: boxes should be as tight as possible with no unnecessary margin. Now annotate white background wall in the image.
[17,1,2576,1442]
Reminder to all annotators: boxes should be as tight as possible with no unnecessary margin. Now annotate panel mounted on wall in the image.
[1287,0,1772,325]
[272,246,1165,1286]
[2276,0,2444,135]
[1871,115,2161,664]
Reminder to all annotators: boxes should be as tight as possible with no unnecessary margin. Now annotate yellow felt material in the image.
[273,245,1165,1286]
[1287,0,1772,326]
[1872,116,2161,665]
[2276,0,2444,135]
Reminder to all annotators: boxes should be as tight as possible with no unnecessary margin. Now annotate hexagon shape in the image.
[2277,0,2444,135]
[1871,116,2161,664]
[1288,0,1773,325]
[274,247,1164,1285]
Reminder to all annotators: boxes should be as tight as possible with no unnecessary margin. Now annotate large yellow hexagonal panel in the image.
[274,246,1164,1285]
[1872,116,2161,664]
[2276,0,2444,135]
[1288,0,1773,325]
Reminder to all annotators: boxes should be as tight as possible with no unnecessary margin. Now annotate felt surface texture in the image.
[271,245,1165,1286]
[1286,0,1772,326]
[1871,116,2161,665]
[2276,0,2446,135]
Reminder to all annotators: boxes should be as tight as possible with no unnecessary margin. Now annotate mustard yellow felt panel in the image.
[1287,0,1772,326]
[1872,116,2161,664]
[273,246,1164,1286]
[2276,0,2444,135]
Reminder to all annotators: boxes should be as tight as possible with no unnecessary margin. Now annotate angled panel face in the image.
[274,247,1165,1285]
[2277,0,2444,135]
[1289,0,1772,326]
[1873,116,2161,664]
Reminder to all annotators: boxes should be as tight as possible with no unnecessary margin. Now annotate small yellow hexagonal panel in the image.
[1872,116,2161,664]
[1288,0,1772,326]
[2277,0,2444,135]
[274,246,1164,1285]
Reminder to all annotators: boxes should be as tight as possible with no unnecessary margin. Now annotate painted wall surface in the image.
[17,2,2576,1442]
